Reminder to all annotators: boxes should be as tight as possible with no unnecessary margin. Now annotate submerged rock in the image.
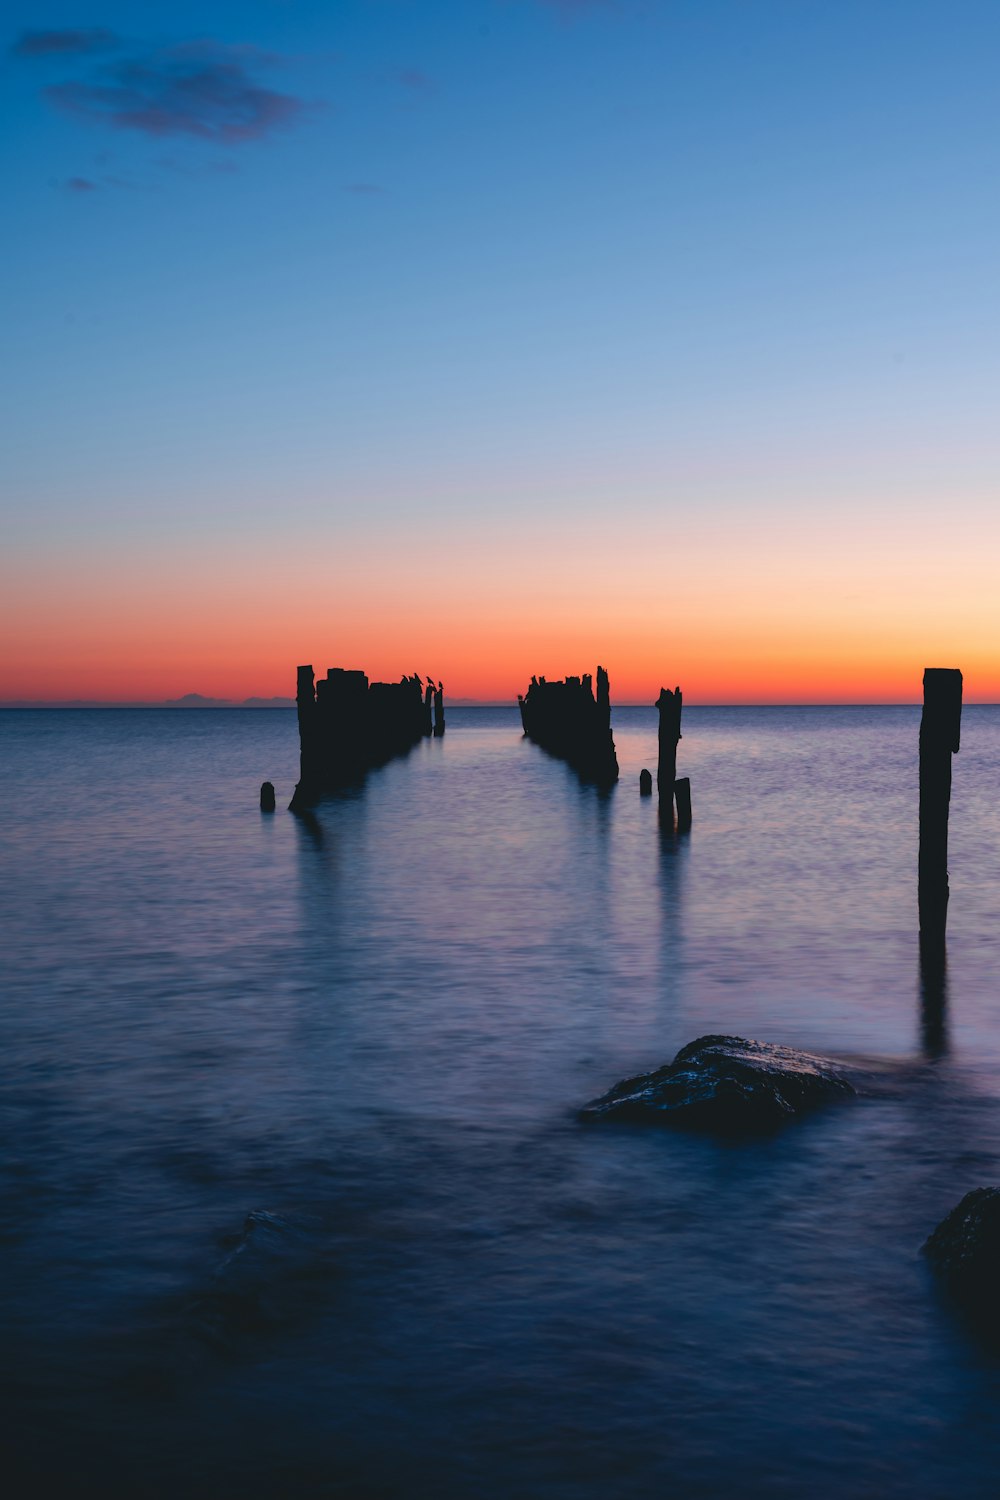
[581,1033,856,1130]
[923,1187,1000,1317]
[188,1208,336,1348]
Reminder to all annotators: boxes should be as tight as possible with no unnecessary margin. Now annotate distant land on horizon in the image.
[6,696,997,711]
[0,693,296,709]
[0,693,509,709]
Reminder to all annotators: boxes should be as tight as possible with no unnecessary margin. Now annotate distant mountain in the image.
[163,693,232,707]
[1,694,295,708]
[445,698,513,707]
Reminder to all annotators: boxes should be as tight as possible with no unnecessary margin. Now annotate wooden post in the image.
[918,667,962,948]
[657,686,682,810]
[639,769,653,795]
[433,682,445,737]
[674,776,692,831]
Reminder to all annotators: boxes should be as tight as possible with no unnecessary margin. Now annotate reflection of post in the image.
[656,686,682,813]
[919,939,948,1058]
[918,667,962,950]
[433,682,445,737]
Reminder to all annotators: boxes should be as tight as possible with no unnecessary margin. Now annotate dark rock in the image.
[188,1209,336,1348]
[581,1033,856,1130]
[639,768,653,795]
[259,780,276,811]
[923,1188,1000,1316]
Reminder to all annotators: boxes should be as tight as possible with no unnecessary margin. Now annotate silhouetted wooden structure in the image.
[519,666,619,786]
[656,685,690,829]
[290,665,437,809]
[918,667,962,949]
[674,775,692,831]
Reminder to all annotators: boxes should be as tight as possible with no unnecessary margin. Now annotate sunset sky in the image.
[3,0,999,703]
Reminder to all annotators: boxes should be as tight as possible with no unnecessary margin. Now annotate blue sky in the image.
[3,1,1000,700]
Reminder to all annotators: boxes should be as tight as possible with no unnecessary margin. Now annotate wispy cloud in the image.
[536,0,615,13]
[397,67,434,94]
[65,175,97,191]
[45,42,306,143]
[12,27,119,57]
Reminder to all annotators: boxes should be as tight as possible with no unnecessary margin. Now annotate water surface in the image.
[4,705,1000,1497]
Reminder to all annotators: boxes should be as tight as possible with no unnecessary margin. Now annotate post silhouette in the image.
[657,686,683,811]
[918,667,962,951]
[674,776,692,832]
[433,682,445,737]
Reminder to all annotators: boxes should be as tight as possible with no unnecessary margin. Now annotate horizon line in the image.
[4,699,1000,711]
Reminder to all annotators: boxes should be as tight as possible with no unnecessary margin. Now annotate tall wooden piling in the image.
[657,686,682,807]
[918,667,962,947]
[433,682,445,737]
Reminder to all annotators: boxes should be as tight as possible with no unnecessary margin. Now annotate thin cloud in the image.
[397,67,434,93]
[65,175,97,191]
[12,27,119,57]
[536,0,615,13]
[44,42,306,143]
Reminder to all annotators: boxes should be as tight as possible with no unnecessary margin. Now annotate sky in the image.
[3,0,999,704]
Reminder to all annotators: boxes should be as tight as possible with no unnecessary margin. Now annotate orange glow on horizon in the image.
[4,498,998,704]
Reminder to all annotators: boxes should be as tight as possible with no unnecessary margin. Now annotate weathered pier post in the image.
[433,682,445,737]
[918,667,962,949]
[288,663,441,808]
[519,665,618,784]
[674,776,692,831]
[639,768,653,796]
[289,665,319,810]
[259,781,276,811]
[657,686,683,811]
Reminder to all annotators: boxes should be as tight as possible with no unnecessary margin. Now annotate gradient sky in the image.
[3,0,999,703]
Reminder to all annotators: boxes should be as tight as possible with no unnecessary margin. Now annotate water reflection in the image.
[654,798,689,1037]
[919,934,949,1059]
[10,708,1000,1498]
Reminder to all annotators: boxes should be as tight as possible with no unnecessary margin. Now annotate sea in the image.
[4,704,1000,1499]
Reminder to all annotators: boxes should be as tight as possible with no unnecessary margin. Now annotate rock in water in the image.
[188,1209,336,1347]
[923,1187,1000,1317]
[581,1033,856,1130]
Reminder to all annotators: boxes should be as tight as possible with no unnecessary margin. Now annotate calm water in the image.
[4,705,1000,1498]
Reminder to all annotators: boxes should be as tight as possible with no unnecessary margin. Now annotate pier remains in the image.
[918,666,962,949]
[656,685,691,831]
[518,666,619,786]
[290,665,440,809]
